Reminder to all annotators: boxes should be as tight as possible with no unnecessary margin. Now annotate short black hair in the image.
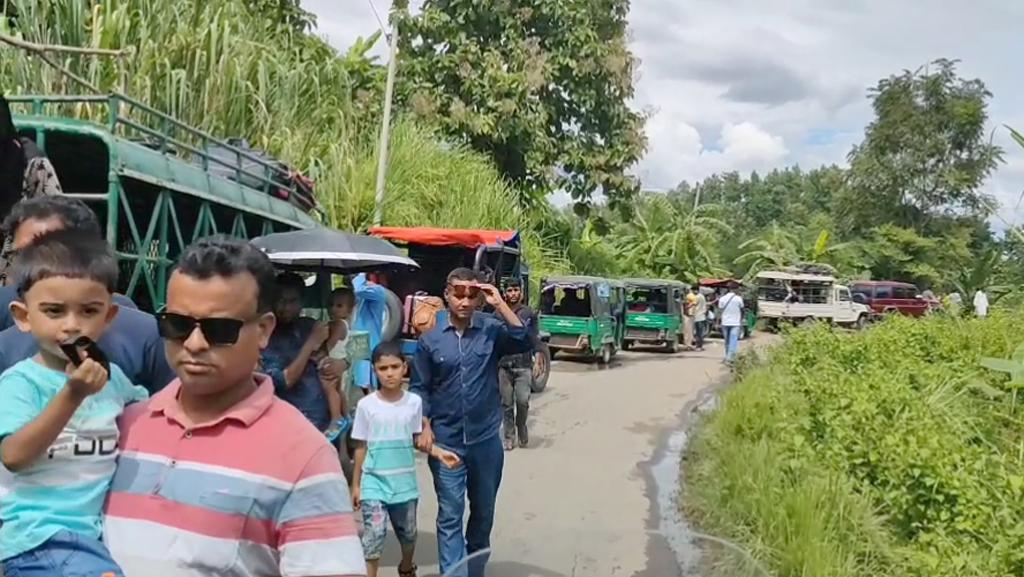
[504,278,522,288]
[275,271,306,295]
[331,286,354,304]
[175,235,277,312]
[447,267,481,284]
[13,229,118,298]
[371,340,405,364]
[2,196,102,239]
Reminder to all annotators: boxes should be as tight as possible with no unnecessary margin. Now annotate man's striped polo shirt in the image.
[104,375,366,577]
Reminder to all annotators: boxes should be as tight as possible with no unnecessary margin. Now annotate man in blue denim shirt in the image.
[260,272,334,432]
[410,268,531,577]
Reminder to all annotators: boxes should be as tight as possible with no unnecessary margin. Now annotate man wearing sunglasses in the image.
[410,267,532,577]
[0,196,175,393]
[104,236,366,577]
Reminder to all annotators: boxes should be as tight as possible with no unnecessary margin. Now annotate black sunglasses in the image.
[156,312,257,346]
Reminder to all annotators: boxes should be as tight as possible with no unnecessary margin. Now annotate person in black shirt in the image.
[498,278,538,450]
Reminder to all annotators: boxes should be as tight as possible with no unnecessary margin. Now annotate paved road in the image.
[381,339,742,577]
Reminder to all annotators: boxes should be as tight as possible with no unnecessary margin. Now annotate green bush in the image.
[684,313,1024,577]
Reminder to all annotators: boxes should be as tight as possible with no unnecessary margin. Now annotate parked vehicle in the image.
[538,276,621,364]
[622,278,687,352]
[7,93,319,312]
[369,226,552,391]
[756,270,871,329]
[850,281,935,317]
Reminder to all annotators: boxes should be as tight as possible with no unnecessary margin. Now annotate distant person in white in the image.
[718,282,744,363]
[973,289,989,318]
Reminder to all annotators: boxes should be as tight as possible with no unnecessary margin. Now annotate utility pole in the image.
[372,21,400,227]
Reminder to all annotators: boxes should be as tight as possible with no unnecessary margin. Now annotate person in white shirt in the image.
[718,283,745,363]
[973,289,989,318]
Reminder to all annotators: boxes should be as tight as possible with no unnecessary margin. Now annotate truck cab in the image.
[756,270,871,329]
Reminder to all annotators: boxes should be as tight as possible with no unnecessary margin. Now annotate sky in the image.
[305,0,1024,224]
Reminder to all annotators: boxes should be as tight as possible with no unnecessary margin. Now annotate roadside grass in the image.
[681,313,1024,577]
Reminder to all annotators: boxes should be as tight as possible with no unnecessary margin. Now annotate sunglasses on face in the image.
[448,285,481,300]
[156,312,256,346]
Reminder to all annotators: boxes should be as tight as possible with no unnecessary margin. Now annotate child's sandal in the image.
[398,564,418,577]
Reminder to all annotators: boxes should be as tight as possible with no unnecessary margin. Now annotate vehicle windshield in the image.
[541,285,591,316]
[627,287,669,313]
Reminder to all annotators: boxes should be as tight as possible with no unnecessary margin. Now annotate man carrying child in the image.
[0,230,149,576]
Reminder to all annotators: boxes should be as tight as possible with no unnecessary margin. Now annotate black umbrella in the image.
[250,228,418,273]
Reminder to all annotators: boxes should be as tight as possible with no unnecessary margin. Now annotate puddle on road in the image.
[648,390,718,576]
[648,390,773,577]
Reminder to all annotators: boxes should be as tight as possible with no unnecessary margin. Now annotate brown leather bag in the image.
[410,296,445,335]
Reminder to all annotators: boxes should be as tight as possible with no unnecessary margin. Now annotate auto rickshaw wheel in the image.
[666,338,679,354]
[599,344,612,365]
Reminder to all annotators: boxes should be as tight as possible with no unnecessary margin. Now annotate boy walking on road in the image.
[351,341,460,577]
[498,279,538,450]
[410,268,532,577]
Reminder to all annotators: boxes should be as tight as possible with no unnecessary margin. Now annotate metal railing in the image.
[7,93,318,214]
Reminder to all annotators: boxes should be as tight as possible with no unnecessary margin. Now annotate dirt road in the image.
[382,340,741,577]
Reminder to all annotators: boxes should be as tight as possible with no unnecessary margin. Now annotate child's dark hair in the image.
[371,340,405,364]
[13,229,118,298]
[331,286,354,304]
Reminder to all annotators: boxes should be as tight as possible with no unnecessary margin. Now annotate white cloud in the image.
[304,0,1024,218]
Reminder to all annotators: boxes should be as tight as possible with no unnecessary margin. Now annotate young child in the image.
[351,341,460,577]
[319,287,356,440]
[0,230,148,577]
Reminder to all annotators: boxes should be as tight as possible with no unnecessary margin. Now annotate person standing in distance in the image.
[718,281,745,364]
[409,268,532,577]
[497,279,538,450]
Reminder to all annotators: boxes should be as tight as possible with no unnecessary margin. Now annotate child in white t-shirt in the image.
[351,341,459,577]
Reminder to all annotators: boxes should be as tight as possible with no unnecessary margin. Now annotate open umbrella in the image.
[250,228,418,273]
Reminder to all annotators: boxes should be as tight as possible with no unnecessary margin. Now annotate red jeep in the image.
[849,281,936,317]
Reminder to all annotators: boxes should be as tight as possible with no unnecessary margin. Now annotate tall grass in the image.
[0,0,569,276]
[685,314,1024,577]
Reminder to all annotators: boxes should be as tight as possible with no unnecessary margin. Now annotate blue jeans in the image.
[429,433,504,577]
[723,325,740,361]
[2,530,124,577]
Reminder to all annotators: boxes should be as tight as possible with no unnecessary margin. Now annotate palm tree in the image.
[614,194,732,280]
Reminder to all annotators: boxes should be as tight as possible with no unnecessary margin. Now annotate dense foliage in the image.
[0,0,564,277]
[397,0,646,208]
[684,315,1024,577]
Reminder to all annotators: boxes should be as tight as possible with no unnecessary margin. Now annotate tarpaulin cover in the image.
[369,227,519,249]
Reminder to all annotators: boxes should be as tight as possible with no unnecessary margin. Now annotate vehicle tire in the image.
[855,314,867,330]
[531,344,551,393]
[600,344,612,365]
[666,339,679,354]
[380,288,404,341]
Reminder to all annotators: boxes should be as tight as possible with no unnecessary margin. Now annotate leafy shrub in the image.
[684,312,1024,577]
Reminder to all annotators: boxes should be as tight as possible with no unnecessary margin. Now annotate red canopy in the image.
[369,227,519,249]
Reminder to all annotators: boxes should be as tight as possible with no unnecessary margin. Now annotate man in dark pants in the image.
[0,196,175,392]
[498,279,538,450]
[410,268,531,577]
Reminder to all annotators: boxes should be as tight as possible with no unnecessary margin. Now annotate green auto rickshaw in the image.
[538,276,620,364]
[623,278,686,353]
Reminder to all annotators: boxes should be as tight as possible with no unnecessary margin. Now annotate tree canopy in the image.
[396,0,646,209]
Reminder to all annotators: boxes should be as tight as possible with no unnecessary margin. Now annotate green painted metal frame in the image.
[8,94,319,312]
